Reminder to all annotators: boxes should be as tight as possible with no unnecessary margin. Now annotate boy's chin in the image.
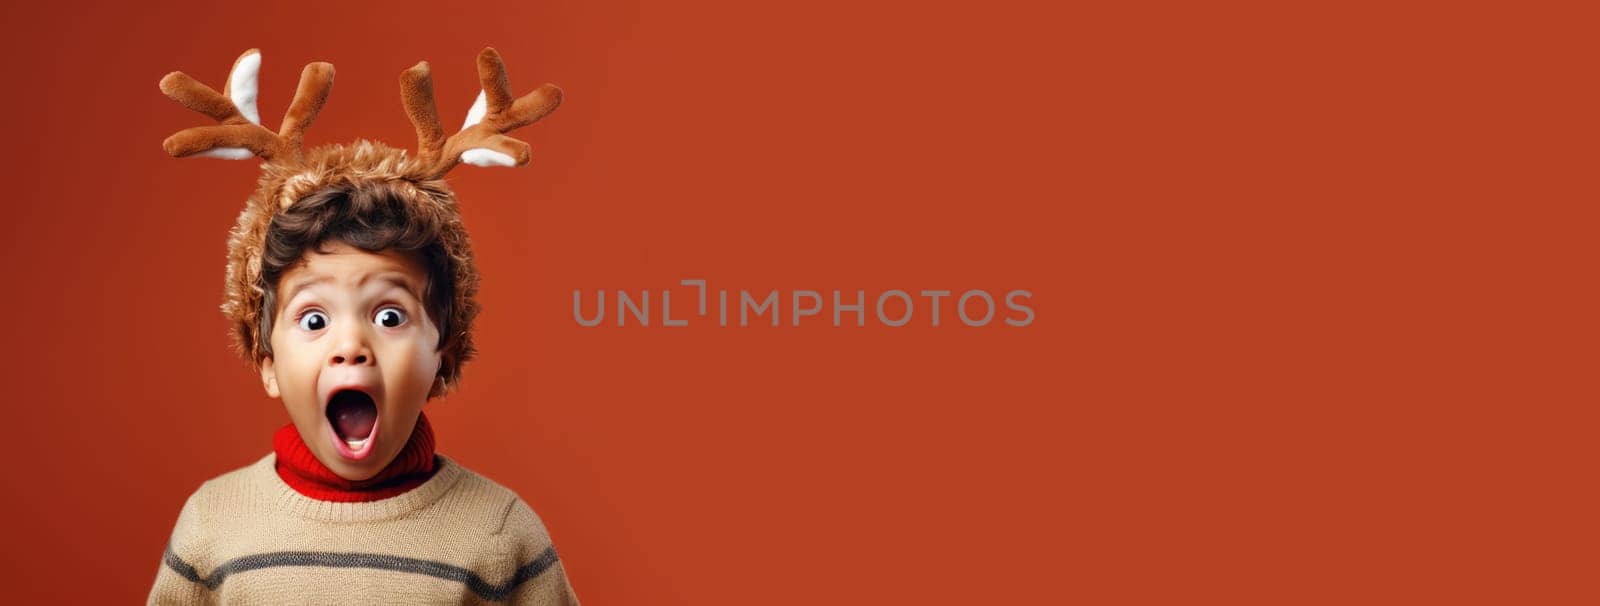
[315,445,398,482]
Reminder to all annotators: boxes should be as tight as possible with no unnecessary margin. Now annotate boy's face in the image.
[260,240,443,481]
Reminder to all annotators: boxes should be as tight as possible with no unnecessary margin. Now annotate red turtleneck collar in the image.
[273,411,439,502]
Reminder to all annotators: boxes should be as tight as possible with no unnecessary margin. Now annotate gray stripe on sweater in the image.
[163,543,560,602]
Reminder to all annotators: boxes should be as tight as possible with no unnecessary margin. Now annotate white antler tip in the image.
[461,90,488,130]
[230,51,262,126]
[195,147,255,160]
[460,148,517,167]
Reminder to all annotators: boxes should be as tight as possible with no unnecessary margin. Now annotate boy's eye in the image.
[375,307,407,328]
[298,311,329,332]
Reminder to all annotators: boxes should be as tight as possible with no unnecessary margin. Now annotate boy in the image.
[147,48,578,605]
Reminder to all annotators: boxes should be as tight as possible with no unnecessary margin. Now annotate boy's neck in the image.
[273,412,439,502]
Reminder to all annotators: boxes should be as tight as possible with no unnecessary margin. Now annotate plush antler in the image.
[159,49,334,163]
[400,47,562,178]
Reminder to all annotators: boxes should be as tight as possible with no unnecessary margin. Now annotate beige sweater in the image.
[148,453,579,605]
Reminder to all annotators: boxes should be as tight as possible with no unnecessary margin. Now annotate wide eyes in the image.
[298,311,329,331]
[294,307,408,332]
[375,307,407,328]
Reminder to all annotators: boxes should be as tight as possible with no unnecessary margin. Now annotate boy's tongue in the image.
[328,390,378,440]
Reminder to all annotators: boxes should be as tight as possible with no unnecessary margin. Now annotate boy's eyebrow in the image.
[369,273,424,299]
[282,271,423,304]
[283,275,334,303]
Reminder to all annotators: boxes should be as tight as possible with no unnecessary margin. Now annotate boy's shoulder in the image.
[169,454,275,529]
[449,459,561,543]
[193,453,276,498]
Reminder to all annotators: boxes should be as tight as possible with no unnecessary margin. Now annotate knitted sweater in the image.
[147,453,580,605]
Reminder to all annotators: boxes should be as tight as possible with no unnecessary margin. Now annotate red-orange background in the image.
[0,1,1593,603]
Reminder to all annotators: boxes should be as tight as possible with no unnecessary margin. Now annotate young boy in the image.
[147,48,578,605]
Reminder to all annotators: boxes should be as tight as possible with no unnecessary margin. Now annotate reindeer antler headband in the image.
[160,47,561,176]
[159,48,560,384]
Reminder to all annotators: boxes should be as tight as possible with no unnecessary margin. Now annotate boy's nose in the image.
[330,350,372,365]
[329,335,375,366]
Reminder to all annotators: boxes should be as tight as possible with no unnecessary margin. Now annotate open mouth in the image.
[327,389,379,457]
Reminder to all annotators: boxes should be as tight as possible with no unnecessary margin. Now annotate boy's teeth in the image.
[345,437,368,450]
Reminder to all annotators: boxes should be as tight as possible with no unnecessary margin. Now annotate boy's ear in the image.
[260,358,281,398]
[427,353,446,399]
